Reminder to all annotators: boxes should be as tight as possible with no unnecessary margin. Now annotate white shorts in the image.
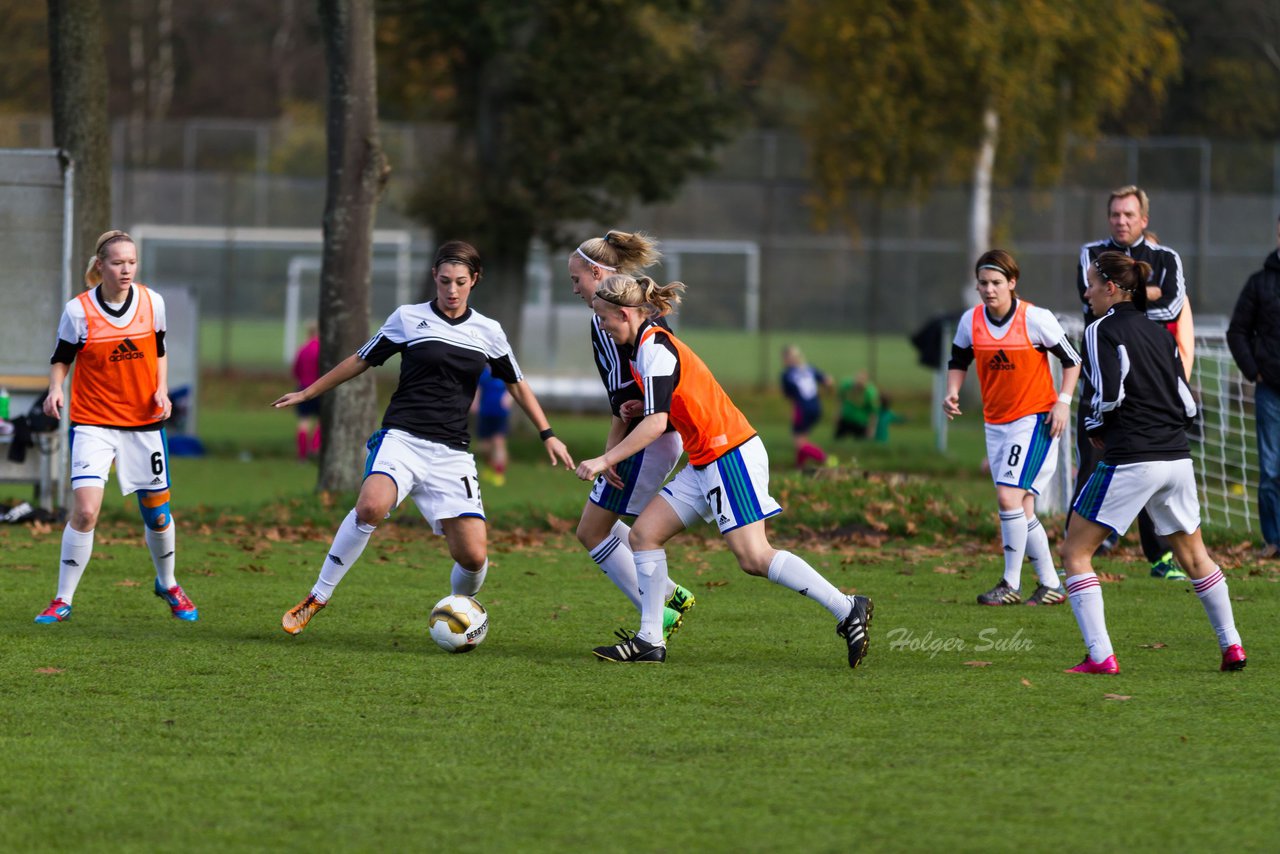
[1072,457,1201,536]
[70,425,170,495]
[588,430,683,517]
[365,429,484,535]
[658,435,781,534]
[984,413,1058,495]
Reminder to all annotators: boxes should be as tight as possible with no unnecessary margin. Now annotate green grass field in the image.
[1,343,1276,851]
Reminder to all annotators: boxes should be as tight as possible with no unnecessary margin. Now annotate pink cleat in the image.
[1220,644,1247,672]
[1064,654,1120,675]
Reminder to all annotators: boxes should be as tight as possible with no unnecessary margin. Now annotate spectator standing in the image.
[1227,215,1280,559]
[292,323,321,460]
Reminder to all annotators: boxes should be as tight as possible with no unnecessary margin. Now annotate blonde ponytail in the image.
[575,230,662,275]
[596,273,685,318]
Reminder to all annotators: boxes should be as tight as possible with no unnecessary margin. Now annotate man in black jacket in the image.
[1227,216,1280,559]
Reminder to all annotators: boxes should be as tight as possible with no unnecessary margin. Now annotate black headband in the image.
[594,290,641,308]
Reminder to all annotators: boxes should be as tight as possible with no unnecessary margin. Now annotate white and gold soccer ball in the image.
[428,594,489,653]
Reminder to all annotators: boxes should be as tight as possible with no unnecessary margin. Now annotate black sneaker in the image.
[1025,583,1066,606]
[836,595,873,669]
[977,580,1021,605]
[592,629,666,663]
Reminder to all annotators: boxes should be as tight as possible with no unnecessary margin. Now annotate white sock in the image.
[766,550,851,620]
[999,509,1027,588]
[1193,568,1242,649]
[589,531,642,611]
[610,518,677,601]
[1024,516,1060,587]
[451,559,488,596]
[633,548,670,645]
[1066,573,1113,662]
[311,510,376,603]
[56,524,94,604]
[145,524,177,589]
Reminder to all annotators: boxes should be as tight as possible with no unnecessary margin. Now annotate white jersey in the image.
[357,301,521,450]
[53,284,167,351]
[952,302,1069,352]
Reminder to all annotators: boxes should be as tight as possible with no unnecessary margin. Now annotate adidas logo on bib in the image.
[109,338,145,362]
[987,349,1015,371]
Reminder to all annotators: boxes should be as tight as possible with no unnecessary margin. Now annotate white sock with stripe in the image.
[56,524,94,604]
[451,559,488,596]
[145,524,177,589]
[607,520,676,601]
[999,509,1028,588]
[311,509,376,603]
[1193,568,1242,649]
[766,550,851,620]
[633,548,670,645]
[1066,573,1113,662]
[588,522,642,611]
[1024,516,1060,588]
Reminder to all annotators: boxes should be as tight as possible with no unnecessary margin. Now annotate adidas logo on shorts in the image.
[718,514,731,526]
[150,476,164,485]
[987,349,1015,371]
[109,338,145,362]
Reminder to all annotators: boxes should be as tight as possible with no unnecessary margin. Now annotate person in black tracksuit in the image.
[1072,185,1187,579]
[1226,216,1280,557]
[1059,251,1246,675]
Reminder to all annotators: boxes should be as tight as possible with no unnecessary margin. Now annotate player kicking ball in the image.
[574,273,872,668]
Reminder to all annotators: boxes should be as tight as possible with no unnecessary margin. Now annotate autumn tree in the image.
[47,0,112,267]
[315,0,389,492]
[785,0,1181,263]
[377,0,738,346]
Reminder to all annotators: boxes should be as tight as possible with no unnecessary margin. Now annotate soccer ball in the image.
[428,594,489,653]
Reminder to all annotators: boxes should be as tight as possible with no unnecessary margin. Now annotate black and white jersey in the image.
[358,301,521,451]
[1076,236,1186,325]
[591,314,676,433]
[1081,302,1196,465]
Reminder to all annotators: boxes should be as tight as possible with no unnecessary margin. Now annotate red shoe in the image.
[154,581,199,621]
[1221,644,1247,672]
[34,598,73,624]
[1064,654,1120,675]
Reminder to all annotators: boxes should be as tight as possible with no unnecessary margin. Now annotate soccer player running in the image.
[943,250,1081,607]
[575,274,872,667]
[274,241,574,635]
[1062,251,1247,674]
[35,230,198,624]
[568,231,697,644]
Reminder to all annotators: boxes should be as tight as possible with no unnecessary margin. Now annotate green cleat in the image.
[666,583,697,616]
[1150,552,1188,580]
[663,606,683,641]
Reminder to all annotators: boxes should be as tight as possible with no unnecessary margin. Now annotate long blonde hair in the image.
[595,274,685,318]
[574,230,662,275]
[85,230,135,287]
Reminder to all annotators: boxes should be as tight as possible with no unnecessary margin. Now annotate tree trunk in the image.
[47,0,111,270]
[316,0,389,493]
[966,104,999,306]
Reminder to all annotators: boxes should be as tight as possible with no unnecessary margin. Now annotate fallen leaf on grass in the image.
[963,661,992,667]
[1020,678,1033,687]
[837,586,858,595]
[1103,693,1131,701]
[934,567,959,575]
[1140,642,1167,649]
[702,580,729,588]
[115,579,141,588]
[35,667,63,675]
[1097,572,1125,582]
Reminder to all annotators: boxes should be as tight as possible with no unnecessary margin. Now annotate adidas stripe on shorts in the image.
[69,425,170,495]
[659,435,781,534]
[1072,457,1200,537]
[364,428,485,535]
[983,412,1058,494]
[588,430,683,517]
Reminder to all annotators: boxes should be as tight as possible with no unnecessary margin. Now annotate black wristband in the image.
[539,428,555,441]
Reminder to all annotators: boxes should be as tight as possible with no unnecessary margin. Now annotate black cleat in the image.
[836,595,873,669]
[592,629,667,663]
[977,579,1021,605]
[1025,583,1067,606]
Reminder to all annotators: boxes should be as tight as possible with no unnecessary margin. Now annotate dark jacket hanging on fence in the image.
[1227,250,1280,391]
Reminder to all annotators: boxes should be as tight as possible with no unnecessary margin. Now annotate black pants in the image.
[1071,402,1170,564]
